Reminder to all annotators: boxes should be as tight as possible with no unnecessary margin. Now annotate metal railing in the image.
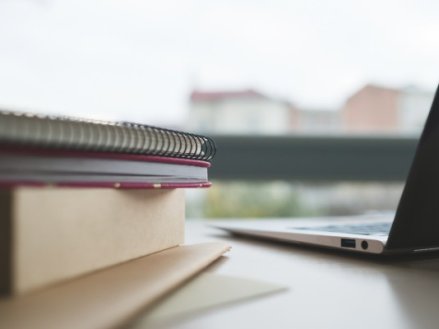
[209,135,418,182]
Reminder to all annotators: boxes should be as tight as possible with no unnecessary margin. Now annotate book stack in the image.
[0,111,229,328]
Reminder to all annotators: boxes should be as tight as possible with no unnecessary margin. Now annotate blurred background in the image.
[1,0,438,219]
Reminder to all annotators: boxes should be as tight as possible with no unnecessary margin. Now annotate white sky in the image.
[0,0,438,126]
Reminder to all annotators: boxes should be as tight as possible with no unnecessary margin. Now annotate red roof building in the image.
[187,89,297,135]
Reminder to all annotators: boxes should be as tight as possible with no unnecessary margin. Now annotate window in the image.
[1,0,437,219]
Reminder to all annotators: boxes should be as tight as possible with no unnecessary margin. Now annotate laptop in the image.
[214,83,439,255]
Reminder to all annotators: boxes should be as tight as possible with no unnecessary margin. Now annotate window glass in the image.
[1,0,437,219]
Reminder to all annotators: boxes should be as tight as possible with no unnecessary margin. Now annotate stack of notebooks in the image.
[0,111,229,328]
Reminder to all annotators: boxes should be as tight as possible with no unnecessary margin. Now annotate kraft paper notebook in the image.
[0,242,230,329]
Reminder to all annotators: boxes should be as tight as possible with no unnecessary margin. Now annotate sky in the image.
[0,0,438,126]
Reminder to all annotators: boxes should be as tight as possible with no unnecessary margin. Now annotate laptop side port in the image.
[341,238,356,248]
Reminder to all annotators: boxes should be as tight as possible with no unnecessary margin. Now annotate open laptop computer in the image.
[214,83,439,255]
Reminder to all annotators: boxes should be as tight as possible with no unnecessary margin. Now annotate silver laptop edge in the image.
[215,83,439,256]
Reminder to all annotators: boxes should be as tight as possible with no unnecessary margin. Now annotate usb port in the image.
[341,238,356,248]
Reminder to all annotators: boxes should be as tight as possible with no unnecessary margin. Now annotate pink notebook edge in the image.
[0,180,212,189]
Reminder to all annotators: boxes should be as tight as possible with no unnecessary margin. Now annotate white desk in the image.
[139,220,439,329]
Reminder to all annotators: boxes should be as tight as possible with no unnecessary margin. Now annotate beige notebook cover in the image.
[0,187,185,296]
[0,242,230,329]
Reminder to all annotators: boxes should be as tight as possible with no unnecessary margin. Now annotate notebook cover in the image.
[0,180,212,189]
[0,146,211,168]
[0,147,212,189]
[0,242,230,329]
[5,188,186,295]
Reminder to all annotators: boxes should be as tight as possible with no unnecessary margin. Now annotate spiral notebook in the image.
[0,111,216,188]
[0,111,216,161]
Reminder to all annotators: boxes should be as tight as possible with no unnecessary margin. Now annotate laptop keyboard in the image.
[294,222,392,236]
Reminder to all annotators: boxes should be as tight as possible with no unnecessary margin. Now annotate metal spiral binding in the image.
[0,111,216,162]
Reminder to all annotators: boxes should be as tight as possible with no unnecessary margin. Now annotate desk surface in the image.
[141,220,439,329]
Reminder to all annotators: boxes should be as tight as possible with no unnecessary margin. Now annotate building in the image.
[342,84,433,134]
[398,86,435,134]
[295,108,340,134]
[187,84,434,136]
[187,89,296,135]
